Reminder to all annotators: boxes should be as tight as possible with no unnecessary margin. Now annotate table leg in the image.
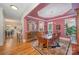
[46,40,48,55]
[47,40,51,54]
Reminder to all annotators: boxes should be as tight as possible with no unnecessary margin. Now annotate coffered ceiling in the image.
[27,3,79,20]
[38,3,72,18]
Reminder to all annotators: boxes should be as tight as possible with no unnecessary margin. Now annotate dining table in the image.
[42,33,53,49]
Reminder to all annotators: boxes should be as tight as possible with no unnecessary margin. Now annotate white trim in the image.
[46,14,77,22]
[27,16,46,21]
[27,14,76,22]
[21,4,39,40]
[22,4,39,19]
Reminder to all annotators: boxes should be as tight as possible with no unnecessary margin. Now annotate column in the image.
[0,8,4,46]
[76,8,79,45]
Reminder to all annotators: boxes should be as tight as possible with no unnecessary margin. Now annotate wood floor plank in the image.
[0,42,40,55]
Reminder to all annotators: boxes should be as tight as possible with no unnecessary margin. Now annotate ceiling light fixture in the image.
[10,5,18,10]
[6,25,12,27]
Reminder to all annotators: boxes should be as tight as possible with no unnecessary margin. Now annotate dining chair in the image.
[36,32,47,49]
[49,32,61,47]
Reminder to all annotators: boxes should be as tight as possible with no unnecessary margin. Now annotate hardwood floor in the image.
[0,37,41,55]
[0,36,73,55]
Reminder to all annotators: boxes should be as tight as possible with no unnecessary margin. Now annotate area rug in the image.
[31,40,72,55]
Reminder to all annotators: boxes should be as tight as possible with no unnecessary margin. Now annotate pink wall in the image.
[24,17,48,33]
[44,21,48,33]
[24,16,76,38]
[53,19,65,37]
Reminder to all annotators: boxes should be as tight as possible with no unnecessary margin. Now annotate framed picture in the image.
[56,24,60,30]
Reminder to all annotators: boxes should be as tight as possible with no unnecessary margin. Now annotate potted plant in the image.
[66,24,76,43]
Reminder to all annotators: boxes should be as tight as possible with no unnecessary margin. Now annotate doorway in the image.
[4,19,22,47]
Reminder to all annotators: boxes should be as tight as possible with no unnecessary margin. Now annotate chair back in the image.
[52,32,60,41]
[36,32,47,47]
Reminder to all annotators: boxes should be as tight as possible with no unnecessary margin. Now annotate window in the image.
[48,22,53,33]
[38,21,44,32]
[65,18,77,44]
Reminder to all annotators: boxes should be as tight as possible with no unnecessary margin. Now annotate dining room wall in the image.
[52,16,76,37]
[24,17,39,32]
[24,15,76,38]
[53,19,65,37]
[43,15,76,38]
